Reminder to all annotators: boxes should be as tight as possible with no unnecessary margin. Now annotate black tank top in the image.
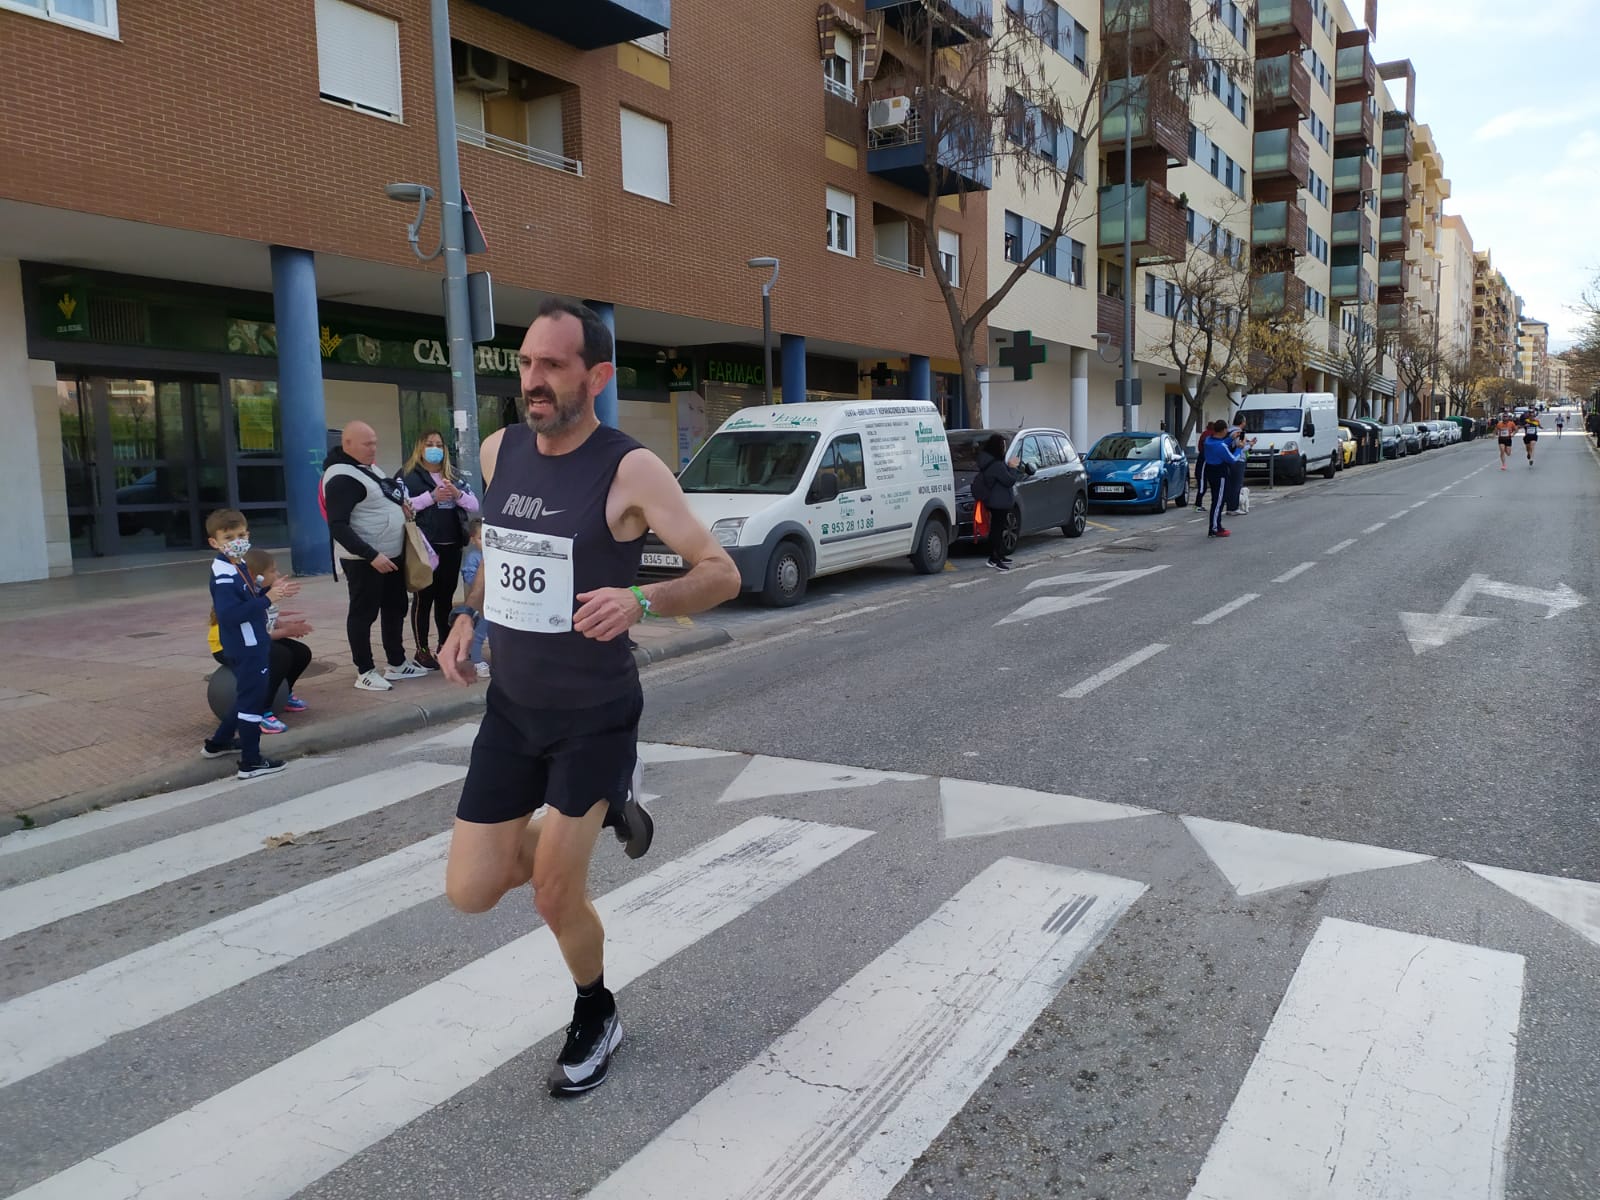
[481,421,645,708]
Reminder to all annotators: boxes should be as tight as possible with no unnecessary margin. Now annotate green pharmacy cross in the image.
[998,331,1047,382]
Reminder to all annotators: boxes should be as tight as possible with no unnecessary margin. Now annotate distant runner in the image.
[1492,413,1518,470]
[1521,411,1540,466]
[1555,414,1564,437]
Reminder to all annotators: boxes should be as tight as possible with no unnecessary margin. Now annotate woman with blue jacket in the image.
[1201,419,1244,538]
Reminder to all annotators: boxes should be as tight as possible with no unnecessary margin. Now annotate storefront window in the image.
[231,379,281,455]
[400,390,451,461]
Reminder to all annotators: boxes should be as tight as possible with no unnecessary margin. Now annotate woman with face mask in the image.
[401,430,481,669]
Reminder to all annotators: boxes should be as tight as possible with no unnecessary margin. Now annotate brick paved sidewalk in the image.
[0,568,725,823]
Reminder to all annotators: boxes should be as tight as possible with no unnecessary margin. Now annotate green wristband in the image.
[629,585,655,618]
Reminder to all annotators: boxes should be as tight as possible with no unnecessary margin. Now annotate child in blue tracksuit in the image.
[1201,420,1245,538]
[202,508,290,779]
[460,517,489,678]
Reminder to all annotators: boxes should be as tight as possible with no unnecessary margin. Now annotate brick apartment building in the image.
[0,0,987,581]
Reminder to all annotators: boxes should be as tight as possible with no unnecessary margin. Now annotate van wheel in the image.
[910,516,948,575]
[1292,457,1308,485]
[760,541,808,607]
[1062,492,1087,538]
[1322,456,1337,480]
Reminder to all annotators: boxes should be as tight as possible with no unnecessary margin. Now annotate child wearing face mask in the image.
[401,430,480,670]
[201,509,296,779]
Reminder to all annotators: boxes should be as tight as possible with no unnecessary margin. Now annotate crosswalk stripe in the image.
[587,857,1146,1200]
[0,832,451,1089]
[0,762,466,943]
[9,816,871,1200]
[1188,917,1524,1200]
[0,758,339,861]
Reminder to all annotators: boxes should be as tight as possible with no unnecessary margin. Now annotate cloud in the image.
[1475,101,1600,143]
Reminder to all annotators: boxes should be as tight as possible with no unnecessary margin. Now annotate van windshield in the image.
[1240,408,1303,433]
[678,431,820,494]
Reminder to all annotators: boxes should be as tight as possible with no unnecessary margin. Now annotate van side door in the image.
[808,433,877,570]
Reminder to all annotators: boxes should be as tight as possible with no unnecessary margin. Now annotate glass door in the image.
[57,378,100,556]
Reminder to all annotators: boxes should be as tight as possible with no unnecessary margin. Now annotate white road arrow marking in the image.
[1399,574,1587,653]
[996,565,1169,626]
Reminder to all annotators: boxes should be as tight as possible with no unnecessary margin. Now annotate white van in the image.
[642,401,956,606]
[1236,391,1341,484]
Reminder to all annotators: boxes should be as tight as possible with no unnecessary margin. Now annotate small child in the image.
[461,518,490,679]
[201,509,292,779]
[245,548,314,723]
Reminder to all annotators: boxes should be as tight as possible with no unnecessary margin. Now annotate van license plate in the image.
[641,552,684,569]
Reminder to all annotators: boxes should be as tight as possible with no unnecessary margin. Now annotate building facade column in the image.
[1069,348,1090,449]
[976,365,990,427]
[908,354,932,403]
[268,246,332,577]
[780,333,807,403]
[584,299,619,427]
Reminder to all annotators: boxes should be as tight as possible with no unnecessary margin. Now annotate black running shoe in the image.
[236,758,288,780]
[202,738,242,759]
[612,761,653,860]
[548,1002,623,1096]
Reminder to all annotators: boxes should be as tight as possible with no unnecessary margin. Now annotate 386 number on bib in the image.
[481,523,574,633]
[498,563,547,594]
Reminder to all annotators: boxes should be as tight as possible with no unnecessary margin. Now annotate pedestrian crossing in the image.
[1,733,1596,1199]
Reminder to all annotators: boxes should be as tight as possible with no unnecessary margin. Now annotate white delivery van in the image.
[642,401,956,606]
[1236,391,1341,484]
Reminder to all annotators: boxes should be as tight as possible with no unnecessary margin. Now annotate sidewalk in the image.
[0,562,727,827]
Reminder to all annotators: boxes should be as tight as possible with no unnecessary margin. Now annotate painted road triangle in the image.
[1398,612,1496,654]
[718,755,923,804]
[940,778,1155,840]
[639,742,741,764]
[1182,816,1433,896]
[1466,862,1600,951]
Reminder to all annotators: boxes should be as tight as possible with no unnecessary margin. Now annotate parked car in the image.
[1379,424,1406,458]
[949,426,1089,555]
[1333,426,1357,469]
[1400,423,1425,454]
[642,400,956,606]
[1083,431,1190,512]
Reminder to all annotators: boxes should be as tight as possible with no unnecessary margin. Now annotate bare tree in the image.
[1442,346,1482,417]
[883,1,1250,408]
[1336,303,1386,419]
[1241,307,1314,395]
[1142,198,1252,440]
[1392,311,1444,421]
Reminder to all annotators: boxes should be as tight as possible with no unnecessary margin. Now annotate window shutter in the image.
[620,110,671,202]
[315,0,402,118]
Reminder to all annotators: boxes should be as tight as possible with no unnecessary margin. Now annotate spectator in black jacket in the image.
[1587,408,1600,448]
[401,430,480,670]
[974,433,1024,571]
[321,422,428,691]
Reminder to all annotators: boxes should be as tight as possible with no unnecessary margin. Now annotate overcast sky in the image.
[1371,0,1596,349]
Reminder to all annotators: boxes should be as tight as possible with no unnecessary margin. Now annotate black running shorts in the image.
[456,684,643,825]
[1498,436,1513,447]
[1523,432,1538,442]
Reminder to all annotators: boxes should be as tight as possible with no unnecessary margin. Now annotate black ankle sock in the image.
[576,974,612,1012]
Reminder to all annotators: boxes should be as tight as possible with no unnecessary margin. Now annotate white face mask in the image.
[222,536,251,559]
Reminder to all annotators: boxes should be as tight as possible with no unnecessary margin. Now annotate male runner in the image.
[1555,414,1564,437]
[1492,412,1518,469]
[438,298,741,1096]
[1521,410,1540,466]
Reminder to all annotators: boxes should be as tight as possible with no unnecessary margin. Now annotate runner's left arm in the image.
[573,449,740,641]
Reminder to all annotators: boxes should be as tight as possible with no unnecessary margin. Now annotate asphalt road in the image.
[1,424,1596,1200]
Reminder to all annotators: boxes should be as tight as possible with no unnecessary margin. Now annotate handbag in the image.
[402,517,439,592]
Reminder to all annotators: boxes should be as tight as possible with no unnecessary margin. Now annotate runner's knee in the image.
[531,865,586,931]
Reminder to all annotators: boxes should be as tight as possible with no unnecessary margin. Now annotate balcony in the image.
[1251,271,1308,317]
[1379,214,1405,251]
[1382,116,1414,163]
[1098,179,1187,265]
[1330,264,1369,302]
[1335,35,1377,99]
[867,97,993,196]
[1097,293,1127,350]
[475,0,667,50]
[1102,0,1190,67]
[1332,153,1374,194]
[1330,208,1370,248]
[1253,128,1311,187]
[1101,74,1189,168]
[1333,100,1375,146]
[1377,303,1403,331]
[1381,170,1406,202]
[1378,259,1409,293]
[1252,200,1308,254]
[868,0,991,45]
[1255,53,1312,119]
[1255,0,1314,49]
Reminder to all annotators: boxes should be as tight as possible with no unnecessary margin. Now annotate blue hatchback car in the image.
[1083,431,1190,513]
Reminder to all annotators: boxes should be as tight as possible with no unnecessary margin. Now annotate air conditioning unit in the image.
[868,95,910,130]
[456,46,509,94]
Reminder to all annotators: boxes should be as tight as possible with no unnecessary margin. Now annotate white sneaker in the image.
[355,669,393,691]
[474,661,491,680]
[384,660,430,681]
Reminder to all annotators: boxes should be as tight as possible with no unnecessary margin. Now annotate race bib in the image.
[481,523,575,634]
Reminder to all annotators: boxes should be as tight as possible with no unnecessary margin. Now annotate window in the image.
[1018,435,1046,471]
[1060,15,1088,71]
[826,187,856,256]
[1307,229,1329,264]
[3,0,116,33]
[620,109,671,202]
[1305,112,1332,153]
[1066,238,1085,287]
[820,435,866,491]
[938,229,961,286]
[315,0,402,119]
[824,31,855,100]
[1004,211,1024,264]
[1307,169,1329,208]
[632,30,669,57]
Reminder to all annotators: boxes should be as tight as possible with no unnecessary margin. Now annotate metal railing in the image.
[874,253,925,277]
[456,124,583,177]
[824,76,856,103]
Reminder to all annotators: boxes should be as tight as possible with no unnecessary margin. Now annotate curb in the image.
[8,627,733,833]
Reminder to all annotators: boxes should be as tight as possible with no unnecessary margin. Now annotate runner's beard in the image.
[524,381,590,436]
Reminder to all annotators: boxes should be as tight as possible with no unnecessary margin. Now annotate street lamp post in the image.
[747,257,780,406]
[1120,1,1135,434]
